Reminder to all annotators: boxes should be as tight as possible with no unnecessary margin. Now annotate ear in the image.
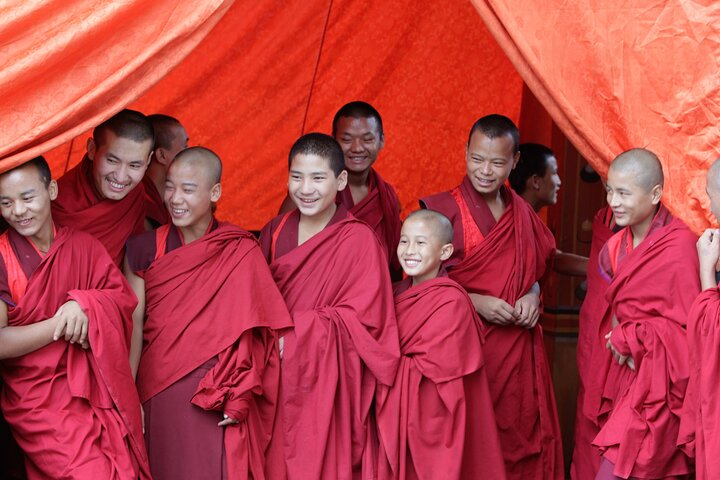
[440,242,454,261]
[154,148,170,167]
[86,137,96,161]
[210,183,222,202]
[47,179,58,201]
[650,184,663,205]
[512,151,521,170]
[530,175,541,191]
[336,170,348,191]
[378,133,385,150]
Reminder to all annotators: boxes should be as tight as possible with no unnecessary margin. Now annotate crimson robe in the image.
[131,222,293,479]
[259,206,400,480]
[142,175,170,227]
[592,205,698,479]
[53,155,146,265]
[0,225,150,479]
[337,168,402,279]
[421,178,563,480]
[678,283,720,480]
[571,206,617,480]
[376,275,506,480]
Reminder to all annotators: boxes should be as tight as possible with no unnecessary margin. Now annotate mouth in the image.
[171,208,189,217]
[296,197,319,207]
[474,177,494,188]
[403,258,421,268]
[15,218,32,228]
[106,178,130,192]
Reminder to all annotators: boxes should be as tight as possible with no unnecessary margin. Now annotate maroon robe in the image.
[592,205,698,479]
[141,175,170,227]
[421,178,563,480]
[53,155,146,265]
[0,225,150,479]
[259,206,400,480]
[337,168,402,279]
[128,221,292,480]
[376,275,506,480]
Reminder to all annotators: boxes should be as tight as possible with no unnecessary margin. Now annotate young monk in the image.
[592,148,699,479]
[53,109,153,265]
[0,156,150,479]
[260,133,400,479]
[376,209,506,480]
[420,114,563,480]
[677,159,720,480]
[280,102,402,278]
[124,147,292,479]
[142,114,189,228]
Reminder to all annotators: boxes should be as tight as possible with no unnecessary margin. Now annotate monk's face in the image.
[288,153,347,219]
[606,167,661,228]
[155,124,189,167]
[466,132,519,197]
[164,161,220,229]
[0,165,57,242]
[334,116,384,175]
[397,218,453,285]
[88,130,152,201]
[537,155,561,206]
[706,177,720,224]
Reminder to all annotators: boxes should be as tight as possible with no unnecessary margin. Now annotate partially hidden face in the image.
[158,125,189,165]
[89,130,153,200]
[706,177,720,225]
[605,167,661,228]
[466,132,518,196]
[334,116,384,175]
[538,155,561,205]
[288,153,347,218]
[164,161,220,228]
[397,218,453,284]
[0,165,57,241]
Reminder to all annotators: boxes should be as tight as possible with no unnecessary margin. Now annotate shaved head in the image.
[707,159,720,190]
[405,209,454,244]
[610,148,664,191]
[170,146,222,185]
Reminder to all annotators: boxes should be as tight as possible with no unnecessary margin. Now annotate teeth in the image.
[109,180,126,189]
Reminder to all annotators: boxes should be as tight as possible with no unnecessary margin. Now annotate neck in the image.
[300,203,337,236]
[347,168,371,187]
[629,206,659,246]
[29,221,55,253]
[411,269,440,287]
[147,162,166,196]
[480,187,503,205]
[177,214,212,245]
[521,191,542,212]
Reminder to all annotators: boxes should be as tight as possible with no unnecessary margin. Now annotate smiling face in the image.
[537,155,561,206]
[334,116,384,175]
[288,153,347,220]
[88,130,152,200]
[465,131,519,198]
[0,163,57,244]
[605,166,661,229]
[164,160,220,229]
[397,216,453,285]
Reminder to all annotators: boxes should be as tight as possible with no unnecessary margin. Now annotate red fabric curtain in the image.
[471,0,720,233]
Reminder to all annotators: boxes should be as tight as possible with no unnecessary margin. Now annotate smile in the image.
[107,179,129,191]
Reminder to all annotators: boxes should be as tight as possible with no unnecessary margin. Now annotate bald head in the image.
[707,159,720,190]
[404,209,454,244]
[610,148,664,192]
[170,147,222,185]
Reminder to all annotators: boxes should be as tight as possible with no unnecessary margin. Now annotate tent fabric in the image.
[471,0,720,234]
[1,0,522,230]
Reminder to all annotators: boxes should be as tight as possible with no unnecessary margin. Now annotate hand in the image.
[52,301,89,345]
[514,292,540,328]
[605,330,635,370]
[698,229,720,270]
[217,413,239,427]
[471,294,519,325]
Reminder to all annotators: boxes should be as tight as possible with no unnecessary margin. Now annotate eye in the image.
[493,161,504,167]
[398,239,408,245]
[0,201,10,208]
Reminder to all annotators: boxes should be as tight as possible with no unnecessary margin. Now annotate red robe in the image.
[421,178,563,480]
[678,283,720,480]
[53,155,146,265]
[259,206,400,480]
[592,205,698,479]
[0,225,150,479]
[337,168,402,279]
[571,206,616,480]
[132,222,293,479]
[376,275,506,480]
[141,175,170,227]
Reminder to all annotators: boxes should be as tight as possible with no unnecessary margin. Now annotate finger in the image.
[627,357,636,370]
[79,320,88,346]
[81,341,90,350]
[71,316,84,343]
[53,315,66,341]
[64,317,76,342]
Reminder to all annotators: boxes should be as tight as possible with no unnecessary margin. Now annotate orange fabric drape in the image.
[472,0,720,233]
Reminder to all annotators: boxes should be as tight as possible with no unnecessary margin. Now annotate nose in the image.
[299,177,314,195]
[350,138,363,153]
[480,161,492,175]
[115,163,130,182]
[405,241,417,255]
[168,188,182,205]
[607,191,619,207]
[12,200,26,217]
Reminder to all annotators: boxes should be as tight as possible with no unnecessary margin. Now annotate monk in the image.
[280,101,402,279]
[677,159,720,480]
[0,156,150,479]
[124,147,292,479]
[376,209,506,480]
[592,149,698,479]
[143,114,189,228]
[260,132,400,479]
[421,114,563,480]
[571,205,618,480]
[53,108,153,265]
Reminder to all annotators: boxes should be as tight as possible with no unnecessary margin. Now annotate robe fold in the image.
[337,168,402,278]
[259,206,400,480]
[421,178,563,480]
[0,225,150,479]
[131,222,293,480]
[571,206,617,480]
[53,155,146,265]
[376,276,506,480]
[591,205,699,479]
[142,175,170,227]
[678,285,720,480]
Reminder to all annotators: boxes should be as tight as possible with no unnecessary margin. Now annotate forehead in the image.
[290,153,334,173]
[167,160,211,183]
[0,165,45,194]
[98,131,153,157]
[607,166,643,190]
[335,116,380,136]
[468,131,515,157]
[401,217,436,236]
